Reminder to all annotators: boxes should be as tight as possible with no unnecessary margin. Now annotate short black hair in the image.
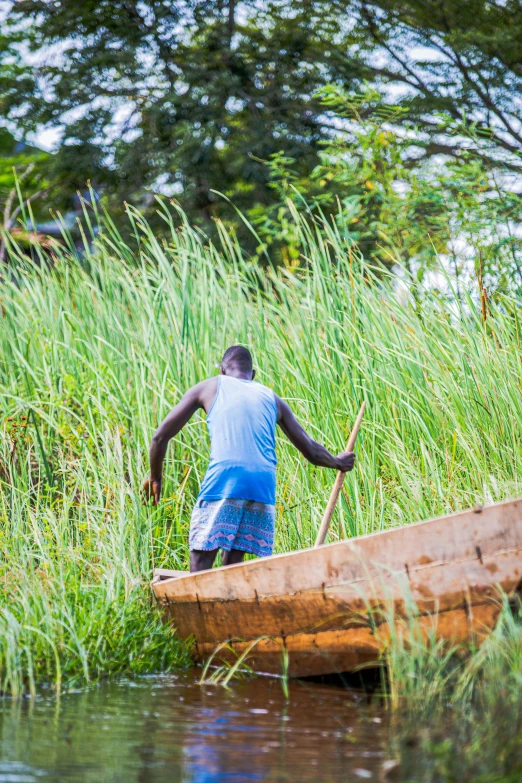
[221,345,253,372]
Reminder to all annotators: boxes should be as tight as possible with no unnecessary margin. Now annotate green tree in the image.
[255,87,522,295]
[338,0,522,172]
[1,0,520,263]
[0,1,364,234]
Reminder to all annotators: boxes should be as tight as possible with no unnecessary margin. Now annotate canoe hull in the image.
[152,499,522,677]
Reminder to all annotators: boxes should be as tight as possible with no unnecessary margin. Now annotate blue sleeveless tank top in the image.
[198,376,278,504]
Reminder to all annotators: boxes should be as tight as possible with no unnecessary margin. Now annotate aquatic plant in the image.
[385,599,522,781]
[1,198,521,694]
[198,638,268,688]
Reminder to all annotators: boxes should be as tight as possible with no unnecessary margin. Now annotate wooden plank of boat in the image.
[151,498,522,678]
[152,568,187,583]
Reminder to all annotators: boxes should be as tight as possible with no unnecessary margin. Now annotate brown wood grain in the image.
[152,498,522,677]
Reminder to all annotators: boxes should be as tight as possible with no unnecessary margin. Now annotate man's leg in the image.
[190,549,218,573]
[221,548,246,567]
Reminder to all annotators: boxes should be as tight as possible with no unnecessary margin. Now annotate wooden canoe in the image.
[151,498,522,678]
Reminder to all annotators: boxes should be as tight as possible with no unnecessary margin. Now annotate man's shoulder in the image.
[190,376,219,411]
[257,384,282,419]
[193,376,219,388]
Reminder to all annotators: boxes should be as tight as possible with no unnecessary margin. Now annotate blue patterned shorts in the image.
[189,498,275,558]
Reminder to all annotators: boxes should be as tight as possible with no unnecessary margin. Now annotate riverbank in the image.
[1,203,521,696]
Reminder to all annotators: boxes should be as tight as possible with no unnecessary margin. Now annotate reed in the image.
[1,199,521,694]
[385,599,522,780]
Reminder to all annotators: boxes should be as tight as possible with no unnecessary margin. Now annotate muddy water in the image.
[0,671,388,782]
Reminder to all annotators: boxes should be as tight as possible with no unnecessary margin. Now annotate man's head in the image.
[220,345,255,379]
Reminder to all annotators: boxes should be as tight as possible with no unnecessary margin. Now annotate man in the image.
[144,345,355,572]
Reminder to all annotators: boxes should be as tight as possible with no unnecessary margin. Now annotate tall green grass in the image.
[1,199,521,694]
[385,599,522,780]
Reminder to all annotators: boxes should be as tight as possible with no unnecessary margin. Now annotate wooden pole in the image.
[314,401,366,548]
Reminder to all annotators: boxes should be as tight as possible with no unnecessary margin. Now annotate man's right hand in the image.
[336,451,355,472]
[142,478,162,505]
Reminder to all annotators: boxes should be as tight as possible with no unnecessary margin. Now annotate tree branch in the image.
[1,182,57,264]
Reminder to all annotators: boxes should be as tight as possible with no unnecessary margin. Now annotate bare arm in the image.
[275,397,355,472]
[144,378,217,504]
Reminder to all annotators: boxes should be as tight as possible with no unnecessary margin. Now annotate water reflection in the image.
[0,672,387,782]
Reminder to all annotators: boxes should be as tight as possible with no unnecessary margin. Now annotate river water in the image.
[0,671,388,782]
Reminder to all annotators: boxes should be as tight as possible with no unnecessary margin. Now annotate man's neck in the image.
[224,370,252,381]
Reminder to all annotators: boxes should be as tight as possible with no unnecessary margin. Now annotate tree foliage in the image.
[0,1,364,226]
[342,0,522,172]
[2,2,521,216]
[0,0,521,288]
[254,87,522,295]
